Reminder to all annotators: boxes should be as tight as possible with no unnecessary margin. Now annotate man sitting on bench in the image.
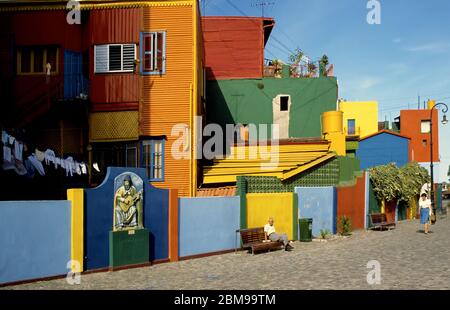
[264,217,294,251]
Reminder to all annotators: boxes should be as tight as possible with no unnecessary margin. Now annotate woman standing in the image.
[419,193,433,234]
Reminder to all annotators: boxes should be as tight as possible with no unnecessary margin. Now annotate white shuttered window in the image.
[94,44,136,73]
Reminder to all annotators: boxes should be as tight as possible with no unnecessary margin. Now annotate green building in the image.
[206,77,338,139]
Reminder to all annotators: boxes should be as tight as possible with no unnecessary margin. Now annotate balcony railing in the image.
[263,61,334,79]
[344,126,361,137]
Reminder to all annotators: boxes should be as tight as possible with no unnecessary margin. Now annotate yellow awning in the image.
[203,142,336,184]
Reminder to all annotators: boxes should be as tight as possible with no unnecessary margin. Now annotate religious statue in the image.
[113,173,143,231]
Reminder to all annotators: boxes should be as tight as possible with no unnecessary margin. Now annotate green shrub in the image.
[338,216,352,236]
[320,229,331,239]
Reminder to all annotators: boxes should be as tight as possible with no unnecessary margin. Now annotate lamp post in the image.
[430,102,448,216]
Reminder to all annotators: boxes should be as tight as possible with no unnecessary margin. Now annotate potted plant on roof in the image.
[319,54,329,77]
[307,62,317,77]
[289,48,304,78]
[271,59,283,78]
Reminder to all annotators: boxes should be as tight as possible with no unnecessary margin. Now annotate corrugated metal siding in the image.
[89,8,141,110]
[12,10,82,51]
[141,4,195,197]
[89,8,141,44]
[202,17,265,80]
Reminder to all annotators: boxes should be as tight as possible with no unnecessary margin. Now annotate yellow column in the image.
[67,189,84,272]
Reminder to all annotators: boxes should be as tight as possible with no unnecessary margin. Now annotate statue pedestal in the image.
[109,229,149,269]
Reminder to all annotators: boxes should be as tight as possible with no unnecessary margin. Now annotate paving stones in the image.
[4,217,450,290]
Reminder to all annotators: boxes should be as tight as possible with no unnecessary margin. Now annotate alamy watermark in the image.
[66,260,81,285]
[366,260,381,285]
[171,117,281,169]
[67,0,81,25]
[367,0,381,25]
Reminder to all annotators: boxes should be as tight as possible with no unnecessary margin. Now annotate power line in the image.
[223,0,309,62]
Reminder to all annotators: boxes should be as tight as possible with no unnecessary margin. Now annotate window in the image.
[17,46,59,74]
[347,119,356,135]
[280,96,289,111]
[141,140,165,181]
[126,144,138,168]
[91,142,138,185]
[140,32,166,74]
[422,139,428,147]
[94,44,136,73]
[421,120,431,133]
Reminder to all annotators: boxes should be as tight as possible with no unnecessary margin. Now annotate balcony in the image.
[344,126,361,137]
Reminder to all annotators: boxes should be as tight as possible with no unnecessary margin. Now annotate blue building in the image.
[357,130,410,170]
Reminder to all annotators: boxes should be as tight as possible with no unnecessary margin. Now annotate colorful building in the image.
[203,15,338,143]
[0,0,204,198]
[202,16,274,80]
[356,130,410,170]
[399,109,439,164]
[339,101,379,138]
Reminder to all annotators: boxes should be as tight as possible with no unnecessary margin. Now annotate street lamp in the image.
[430,102,448,216]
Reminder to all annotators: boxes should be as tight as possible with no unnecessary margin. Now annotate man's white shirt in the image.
[264,224,276,236]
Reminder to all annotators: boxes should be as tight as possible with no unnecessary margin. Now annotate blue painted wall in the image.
[356,132,410,170]
[85,167,169,270]
[179,197,241,258]
[0,201,71,284]
[295,187,337,237]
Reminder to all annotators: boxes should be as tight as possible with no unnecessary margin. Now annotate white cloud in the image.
[406,42,450,53]
[360,77,381,90]
[387,63,409,75]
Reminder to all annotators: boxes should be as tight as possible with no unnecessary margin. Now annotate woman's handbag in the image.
[430,213,436,225]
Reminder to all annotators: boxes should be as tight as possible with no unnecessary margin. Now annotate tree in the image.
[368,162,430,203]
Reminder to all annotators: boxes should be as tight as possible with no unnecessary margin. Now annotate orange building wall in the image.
[141,2,201,197]
[400,110,439,163]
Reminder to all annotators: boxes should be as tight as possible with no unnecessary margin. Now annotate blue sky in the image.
[201,0,450,182]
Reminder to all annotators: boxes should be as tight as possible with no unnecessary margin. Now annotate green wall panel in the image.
[244,157,340,193]
[206,77,338,139]
[109,229,149,268]
[339,157,361,183]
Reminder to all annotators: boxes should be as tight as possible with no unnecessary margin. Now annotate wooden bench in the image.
[370,213,396,231]
[239,227,284,255]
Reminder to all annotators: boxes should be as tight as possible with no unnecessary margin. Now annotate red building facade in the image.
[399,109,439,163]
[202,16,274,80]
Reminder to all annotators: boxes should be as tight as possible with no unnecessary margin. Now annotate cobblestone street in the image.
[5,215,450,290]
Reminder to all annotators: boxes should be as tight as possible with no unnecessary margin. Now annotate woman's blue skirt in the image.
[420,208,430,224]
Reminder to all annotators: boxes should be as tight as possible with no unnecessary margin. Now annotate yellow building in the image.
[140,0,204,197]
[339,101,379,139]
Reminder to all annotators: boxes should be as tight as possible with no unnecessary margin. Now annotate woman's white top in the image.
[419,198,432,215]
